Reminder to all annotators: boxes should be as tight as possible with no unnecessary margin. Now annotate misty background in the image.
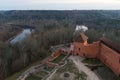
[0,0,120,10]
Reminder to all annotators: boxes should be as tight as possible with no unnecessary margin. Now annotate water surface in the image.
[10,29,32,44]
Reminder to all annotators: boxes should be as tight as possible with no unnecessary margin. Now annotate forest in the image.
[0,10,120,79]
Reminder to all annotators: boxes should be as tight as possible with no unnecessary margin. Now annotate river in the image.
[10,29,33,44]
[10,25,88,44]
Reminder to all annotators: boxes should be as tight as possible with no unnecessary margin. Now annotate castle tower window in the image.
[83,53,86,57]
[76,53,79,55]
[78,48,80,51]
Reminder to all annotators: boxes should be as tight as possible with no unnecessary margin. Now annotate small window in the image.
[78,48,80,51]
[76,53,79,56]
[83,53,86,57]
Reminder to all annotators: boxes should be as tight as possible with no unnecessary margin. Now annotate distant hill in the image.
[0,10,120,29]
[100,10,120,19]
[0,10,120,20]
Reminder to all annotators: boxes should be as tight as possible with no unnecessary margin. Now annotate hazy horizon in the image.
[0,0,120,10]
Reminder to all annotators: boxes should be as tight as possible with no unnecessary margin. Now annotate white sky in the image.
[0,0,120,10]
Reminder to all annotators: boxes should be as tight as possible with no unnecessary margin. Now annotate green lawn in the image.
[25,75,41,80]
[44,66,54,71]
[52,54,65,63]
[36,71,48,76]
[82,58,100,65]
[48,60,87,80]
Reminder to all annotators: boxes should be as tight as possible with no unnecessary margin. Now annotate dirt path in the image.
[69,56,100,80]
[46,61,67,80]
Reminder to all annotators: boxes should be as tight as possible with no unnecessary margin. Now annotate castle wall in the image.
[98,43,120,75]
[73,42,99,58]
[73,41,120,76]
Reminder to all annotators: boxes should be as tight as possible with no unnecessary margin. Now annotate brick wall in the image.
[73,42,99,58]
[98,43,120,75]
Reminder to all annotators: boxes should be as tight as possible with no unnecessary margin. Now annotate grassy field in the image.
[52,54,65,63]
[82,58,100,65]
[44,66,54,71]
[25,75,41,80]
[48,60,87,80]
